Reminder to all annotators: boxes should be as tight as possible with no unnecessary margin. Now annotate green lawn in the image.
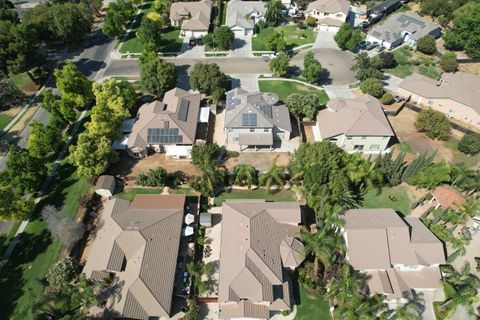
[9,72,39,94]
[385,64,413,78]
[258,80,329,104]
[0,114,13,131]
[296,286,332,320]
[443,138,480,168]
[252,25,316,51]
[0,221,20,254]
[417,64,441,80]
[214,189,295,206]
[0,161,90,319]
[395,142,413,153]
[386,46,442,79]
[362,185,414,215]
[393,46,413,65]
[120,28,182,53]
[117,187,163,201]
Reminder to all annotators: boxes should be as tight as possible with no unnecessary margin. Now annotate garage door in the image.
[319,24,328,31]
[233,29,245,37]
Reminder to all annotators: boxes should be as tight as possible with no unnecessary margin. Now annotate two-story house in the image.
[305,0,350,33]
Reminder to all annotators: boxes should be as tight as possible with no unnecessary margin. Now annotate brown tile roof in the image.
[127,88,201,152]
[218,200,303,319]
[306,0,350,15]
[170,0,212,31]
[316,95,395,139]
[344,209,445,270]
[433,185,466,209]
[399,72,480,115]
[83,195,186,319]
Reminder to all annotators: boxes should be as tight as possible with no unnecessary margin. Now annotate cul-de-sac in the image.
[0,0,479,319]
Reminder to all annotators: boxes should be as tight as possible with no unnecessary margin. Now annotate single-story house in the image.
[343,209,445,309]
[170,0,212,38]
[313,95,395,153]
[398,72,480,128]
[226,0,265,36]
[83,194,187,319]
[305,0,350,33]
[366,12,441,49]
[94,175,116,197]
[224,88,292,150]
[127,88,202,159]
[218,200,304,319]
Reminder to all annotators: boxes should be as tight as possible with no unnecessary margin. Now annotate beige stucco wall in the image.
[305,10,347,24]
[397,88,480,128]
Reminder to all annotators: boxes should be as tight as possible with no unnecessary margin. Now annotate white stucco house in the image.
[305,0,350,33]
[226,0,265,36]
[169,0,212,38]
[313,95,395,153]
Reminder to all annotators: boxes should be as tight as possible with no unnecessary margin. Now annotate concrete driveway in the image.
[229,35,252,58]
[324,85,356,99]
[313,30,338,49]
[230,74,259,92]
[383,74,403,93]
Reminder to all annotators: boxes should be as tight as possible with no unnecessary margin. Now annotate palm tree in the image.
[346,154,383,192]
[233,164,257,188]
[259,164,285,193]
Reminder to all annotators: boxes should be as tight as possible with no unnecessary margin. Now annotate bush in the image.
[416,35,437,54]
[305,16,316,27]
[359,78,384,98]
[415,108,451,140]
[381,92,394,105]
[375,51,396,69]
[458,133,480,155]
[334,23,364,51]
[226,150,240,159]
[135,167,168,187]
[439,52,458,72]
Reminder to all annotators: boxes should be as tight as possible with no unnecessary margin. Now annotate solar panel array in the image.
[178,99,190,121]
[242,113,257,127]
[147,128,183,144]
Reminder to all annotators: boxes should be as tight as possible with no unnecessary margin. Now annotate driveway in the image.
[324,85,356,99]
[291,48,356,85]
[229,35,252,58]
[313,30,338,49]
[178,40,205,58]
[230,74,259,92]
[383,74,403,93]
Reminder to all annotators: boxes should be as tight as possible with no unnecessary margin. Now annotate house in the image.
[313,95,395,153]
[127,88,202,159]
[83,194,187,319]
[218,200,304,319]
[94,175,116,197]
[170,0,212,38]
[343,209,445,308]
[366,12,442,49]
[367,0,401,21]
[226,0,265,36]
[305,0,350,33]
[224,88,292,150]
[398,72,480,128]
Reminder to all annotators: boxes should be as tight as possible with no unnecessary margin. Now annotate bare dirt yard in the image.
[458,62,480,75]
[224,152,292,172]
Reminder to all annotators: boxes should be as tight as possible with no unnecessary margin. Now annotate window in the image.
[347,137,352,140]
[370,144,380,150]
[250,128,255,132]
[353,145,364,151]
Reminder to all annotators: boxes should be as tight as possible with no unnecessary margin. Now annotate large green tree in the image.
[444,2,480,58]
[102,0,135,38]
[265,0,283,27]
[334,23,364,51]
[352,52,384,81]
[234,164,257,188]
[359,78,384,98]
[189,63,229,102]
[302,51,322,84]
[209,26,235,50]
[415,108,451,140]
[49,2,93,44]
[41,92,77,124]
[140,58,177,98]
[265,30,286,52]
[286,93,322,119]
[54,60,94,109]
[136,15,164,50]
[458,133,480,155]
[268,52,289,77]
[416,35,437,54]
[27,120,63,158]
[0,184,33,221]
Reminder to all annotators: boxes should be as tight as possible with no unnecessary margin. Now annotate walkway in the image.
[229,35,253,58]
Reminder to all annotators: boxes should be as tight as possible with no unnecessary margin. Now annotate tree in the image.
[140,58,176,98]
[48,2,93,44]
[41,205,87,249]
[3,145,47,195]
[54,60,94,109]
[212,26,235,50]
[68,132,118,177]
[359,78,384,98]
[259,164,285,192]
[458,133,480,155]
[266,30,286,52]
[416,35,436,55]
[268,52,289,77]
[375,51,396,69]
[415,108,451,140]
[444,2,480,58]
[439,52,458,72]
[0,78,24,109]
[28,120,63,158]
[407,162,451,189]
[189,63,229,102]
[334,23,364,51]
[185,299,200,320]
[0,0,18,23]
[136,167,168,187]
[152,0,169,14]
[352,52,384,81]
[102,0,135,38]
[46,257,79,293]
[305,16,316,28]
[191,143,219,167]
[265,0,283,27]
[381,92,394,105]
[286,93,322,119]
[0,184,33,221]
[234,164,257,188]
[136,15,164,50]
[302,51,322,84]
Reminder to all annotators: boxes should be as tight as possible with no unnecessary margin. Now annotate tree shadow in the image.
[175,65,192,90]
[319,68,332,85]
[74,59,107,78]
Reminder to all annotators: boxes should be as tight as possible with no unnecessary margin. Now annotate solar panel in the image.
[147,128,183,144]
[242,113,257,127]
[178,99,190,121]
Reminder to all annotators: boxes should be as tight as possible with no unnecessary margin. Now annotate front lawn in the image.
[385,46,442,79]
[0,114,13,131]
[214,189,295,206]
[252,25,316,51]
[385,64,412,78]
[417,64,441,80]
[0,161,90,319]
[120,28,182,53]
[117,187,163,201]
[296,286,332,320]
[258,80,329,104]
[362,184,414,216]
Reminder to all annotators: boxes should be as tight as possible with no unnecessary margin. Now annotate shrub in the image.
[439,52,458,72]
[415,108,451,140]
[416,35,437,54]
[376,51,396,69]
[458,133,480,155]
[381,92,394,105]
[359,78,384,98]
[135,167,168,187]
[305,16,316,27]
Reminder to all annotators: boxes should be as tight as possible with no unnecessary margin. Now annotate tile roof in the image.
[400,72,480,115]
[218,201,303,319]
[226,0,265,30]
[170,0,212,31]
[316,95,395,139]
[306,0,350,15]
[83,195,186,319]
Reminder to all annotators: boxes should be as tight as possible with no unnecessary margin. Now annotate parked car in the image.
[394,95,405,103]
[357,41,369,50]
[365,42,378,51]
[376,45,386,52]
[196,37,204,46]
[360,21,370,29]
[188,38,197,46]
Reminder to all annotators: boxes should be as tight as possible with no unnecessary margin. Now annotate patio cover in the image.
[112,134,129,150]
[238,132,273,146]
